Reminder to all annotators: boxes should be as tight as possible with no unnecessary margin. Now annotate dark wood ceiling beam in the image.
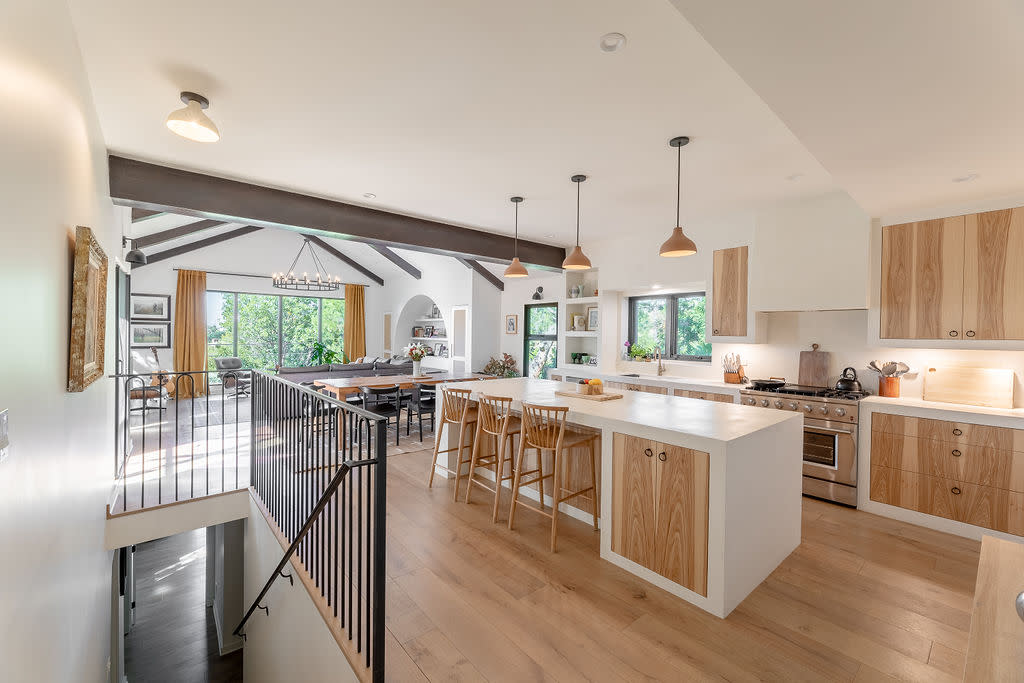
[133,219,225,249]
[131,208,164,222]
[137,226,262,267]
[456,257,504,292]
[369,244,421,279]
[306,235,385,286]
[108,156,566,270]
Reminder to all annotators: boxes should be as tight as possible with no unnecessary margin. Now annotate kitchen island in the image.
[435,377,803,618]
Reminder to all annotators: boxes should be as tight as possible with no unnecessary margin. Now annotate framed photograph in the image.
[430,304,440,318]
[130,322,171,349]
[68,226,108,392]
[130,293,171,321]
[412,326,425,338]
[505,314,518,334]
[586,306,599,331]
[424,325,434,337]
[435,343,448,358]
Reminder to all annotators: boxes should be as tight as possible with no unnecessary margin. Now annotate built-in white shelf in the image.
[565,330,598,338]
[415,317,445,323]
[565,296,599,306]
[412,337,448,342]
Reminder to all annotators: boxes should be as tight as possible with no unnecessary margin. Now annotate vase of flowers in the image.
[404,343,429,376]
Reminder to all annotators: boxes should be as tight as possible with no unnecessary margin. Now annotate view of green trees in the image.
[206,291,345,371]
[676,296,711,357]
[632,294,711,359]
[525,304,557,378]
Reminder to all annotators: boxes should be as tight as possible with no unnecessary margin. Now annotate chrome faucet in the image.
[655,348,665,376]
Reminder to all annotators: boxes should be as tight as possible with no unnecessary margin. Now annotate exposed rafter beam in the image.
[137,226,262,267]
[456,257,504,292]
[133,219,225,249]
[108,156,566,269]
[306,235,385,286]
[369,244,421,279]
[131,208,164,222]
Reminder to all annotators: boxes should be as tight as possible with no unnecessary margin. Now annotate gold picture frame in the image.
[68,226,108,392]
[505,314,518,334]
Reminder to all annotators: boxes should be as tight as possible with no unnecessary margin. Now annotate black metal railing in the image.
[237,371,387,682]
[111,369,251,512]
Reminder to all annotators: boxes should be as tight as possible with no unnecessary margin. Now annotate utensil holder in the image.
[724,367,744,384]
[879,376,900,398]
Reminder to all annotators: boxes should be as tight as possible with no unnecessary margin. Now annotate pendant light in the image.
[504,196,529,278]
[166,91,221,143]
[660,136,697,257]
[562,174,592,270]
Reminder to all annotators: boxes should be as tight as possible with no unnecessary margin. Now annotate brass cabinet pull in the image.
[966,330,976,338]
[953,428,963,436]
[951,449,962,457]
[949,330,959,337]
[713,329,720,335]
[951,486,962,495]
[644,447,653,458]
[657,451,667,462]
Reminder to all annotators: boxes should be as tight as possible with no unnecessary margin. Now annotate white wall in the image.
[499,272,563,375]
[0,1,118,680]
[243,498,359,683]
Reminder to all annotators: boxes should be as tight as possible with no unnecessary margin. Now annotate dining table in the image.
[313,371,491,399]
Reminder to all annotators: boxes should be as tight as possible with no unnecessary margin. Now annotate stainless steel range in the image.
[740,384,867,506]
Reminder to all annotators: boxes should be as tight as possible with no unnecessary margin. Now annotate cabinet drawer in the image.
[871,430,1024,491]
[673,389,734,403]
[870,465,1021,534]
[871,413,1022,450]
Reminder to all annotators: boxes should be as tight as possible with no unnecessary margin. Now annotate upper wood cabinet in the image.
[712,246,748,337]
[611,433,709,596]
[881,206,1024,341]
[963,208,1024,340]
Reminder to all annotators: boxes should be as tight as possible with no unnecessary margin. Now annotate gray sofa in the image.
[275,358,436,386]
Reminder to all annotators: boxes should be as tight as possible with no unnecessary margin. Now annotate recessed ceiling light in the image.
[166,91,220,143]
[363,192,376,199]
[952,173,978,183]
[545,233,555,239]
[599,32,627,53]
[785,173,804,182]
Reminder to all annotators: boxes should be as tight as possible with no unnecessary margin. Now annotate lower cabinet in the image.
[673,389,735,403]
[606,381,668,395]
[611,433,709,595]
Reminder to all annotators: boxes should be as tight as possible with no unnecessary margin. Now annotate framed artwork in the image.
[412,326,425,338]
[505,314,518,334]
[586,306,599,331]
[130,322,171,349]
[68,226,108,392]
[430,304,440,318]
[130,293,171,321]
[424,325,434,337]
[434,343,448,358]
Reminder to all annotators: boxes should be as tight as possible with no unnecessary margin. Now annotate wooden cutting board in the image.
[923,367,1015,409]
[553,390,624,402]
[798,344,831,387]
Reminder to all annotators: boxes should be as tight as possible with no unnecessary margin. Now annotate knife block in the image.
[724,366,745,384]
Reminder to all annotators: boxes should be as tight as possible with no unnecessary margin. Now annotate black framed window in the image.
[523,303,558,378]
[628,292,711,362]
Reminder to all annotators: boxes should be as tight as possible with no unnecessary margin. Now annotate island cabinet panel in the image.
[712,246,748,337]
[962,208,1024,340]
[880,216,965,339]
[673,389,734,403]
[606,381,667,395]
[611,433,709,596]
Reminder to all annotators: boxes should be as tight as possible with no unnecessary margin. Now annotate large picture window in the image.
[205,290,345,372]
[524,303,558,379]
[628,292,711,362]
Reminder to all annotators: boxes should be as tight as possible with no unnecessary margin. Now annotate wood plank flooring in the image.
[382,446,981,682]
[125,528,243,683]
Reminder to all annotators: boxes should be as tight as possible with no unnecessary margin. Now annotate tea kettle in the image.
[834,367,862,393]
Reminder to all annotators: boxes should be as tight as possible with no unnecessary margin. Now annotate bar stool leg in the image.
[550,447,562,552]
[491,431,510,523]
[453,422,470,501]
[537,450,546,510]
[428,419,446,488]
[508,434,528,531]
[464,420,485,504]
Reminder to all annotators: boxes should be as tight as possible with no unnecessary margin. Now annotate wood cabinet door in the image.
[712,246,748,337]
[880,217,965,339]
[962,208,1024,339]
[653,443,709,596]
[640,385,668,395]
[611,434,658,571]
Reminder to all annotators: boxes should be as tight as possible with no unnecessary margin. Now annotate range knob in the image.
[834,407,846,417]
[819,406,829,415]
[774,400,784,408]
[803,404,813,413]
[761,399,770,407]
[745,397,756,406]
[788,402,798,410]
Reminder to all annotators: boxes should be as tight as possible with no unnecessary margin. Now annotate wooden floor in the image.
[381,446,981,682]
[125,529,243,683]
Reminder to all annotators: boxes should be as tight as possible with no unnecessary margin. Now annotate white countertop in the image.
[860,395,1024,428]
[553,365,742,392]
[444,377,797,443]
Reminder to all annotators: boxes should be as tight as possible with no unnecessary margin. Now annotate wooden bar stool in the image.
[464,394,522,522]
[508,402,599,551]
[428,387,478,500]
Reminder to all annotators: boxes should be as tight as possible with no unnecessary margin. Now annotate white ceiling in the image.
[670,0,1024,218]
[69,0,834,248]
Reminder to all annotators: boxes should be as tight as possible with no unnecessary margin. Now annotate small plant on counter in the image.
[629,343,652,361]
[482,353,520,378]
[403,343,429,361]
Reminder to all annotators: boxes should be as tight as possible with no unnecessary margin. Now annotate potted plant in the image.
[629,343,651,362]
[404,343,429,377]
[482,353,520,378]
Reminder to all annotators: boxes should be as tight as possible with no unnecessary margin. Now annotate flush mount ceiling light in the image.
[165,91,220,143]
[363,192,376,199]
[562,175,593,270]
[952,173,979,183]
[599,32,627,52]
[504,196,529,278]
[659,136,698,258]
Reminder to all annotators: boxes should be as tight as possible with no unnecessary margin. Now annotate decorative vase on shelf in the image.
[412,360,421,377]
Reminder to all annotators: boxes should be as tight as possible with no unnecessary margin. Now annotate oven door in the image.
[802,421,857,487]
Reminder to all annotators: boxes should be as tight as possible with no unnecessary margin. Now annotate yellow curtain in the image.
[344,284,366,362]
[173,270,208,397]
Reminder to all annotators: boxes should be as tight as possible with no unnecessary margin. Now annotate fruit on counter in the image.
[579,379,587,384]
[589,378,602,386]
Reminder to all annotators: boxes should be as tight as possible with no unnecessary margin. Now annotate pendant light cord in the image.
[514,200,519,257]
[676,143,682,227]
[576,180,581,247]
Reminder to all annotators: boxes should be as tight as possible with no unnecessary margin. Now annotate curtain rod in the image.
[171,267,366,287]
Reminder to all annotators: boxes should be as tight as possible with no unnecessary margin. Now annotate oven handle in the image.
[805,426,855,436]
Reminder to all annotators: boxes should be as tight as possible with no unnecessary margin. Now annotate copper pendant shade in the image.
[660,136,697,257]
[504,196,529,278]
[562,174,592,270]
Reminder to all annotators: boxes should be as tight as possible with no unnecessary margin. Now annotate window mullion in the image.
[667,295,678,358]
